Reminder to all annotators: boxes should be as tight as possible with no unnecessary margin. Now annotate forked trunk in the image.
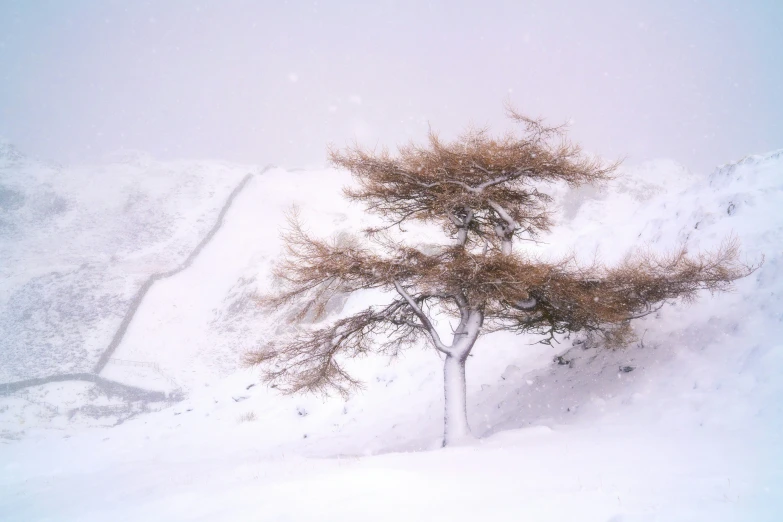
[443,353,472,446]
[441,308,483,446]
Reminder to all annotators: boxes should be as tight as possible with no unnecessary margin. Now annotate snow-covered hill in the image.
[0,142,252,382]
[0,147,781,521]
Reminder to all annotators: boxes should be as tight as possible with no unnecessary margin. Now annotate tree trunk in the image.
[457,227,468,246]
[441,308,483,447]
[501,239,512,256]
[442,353,472,446]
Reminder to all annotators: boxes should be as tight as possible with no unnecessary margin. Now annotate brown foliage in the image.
[331,104,618,247]
[246,109,756,397]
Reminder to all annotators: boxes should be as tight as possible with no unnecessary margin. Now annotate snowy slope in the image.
[100,168,359,392]
[1,150,781,520]
[0,142,251,381]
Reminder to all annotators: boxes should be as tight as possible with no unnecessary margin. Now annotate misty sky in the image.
[1,0,781,172]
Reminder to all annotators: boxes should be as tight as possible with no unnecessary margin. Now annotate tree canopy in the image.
[247,107,754,445]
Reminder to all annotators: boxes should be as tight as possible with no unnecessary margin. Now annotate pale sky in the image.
[1,0,781,172]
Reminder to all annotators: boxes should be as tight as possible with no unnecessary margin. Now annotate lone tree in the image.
[246,108,753,446]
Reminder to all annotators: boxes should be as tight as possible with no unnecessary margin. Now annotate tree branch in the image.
[487,199,520,231]
[393,280,451,354]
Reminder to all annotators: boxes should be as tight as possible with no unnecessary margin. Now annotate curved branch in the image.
[487,199,520,231]
[393,280,451,354]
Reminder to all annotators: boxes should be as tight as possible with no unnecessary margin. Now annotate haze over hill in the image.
[1,1,782,172]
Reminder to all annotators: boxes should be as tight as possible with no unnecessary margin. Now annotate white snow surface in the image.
[1,147,782,521]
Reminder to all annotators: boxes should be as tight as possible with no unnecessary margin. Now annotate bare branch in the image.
[393,280,450,354]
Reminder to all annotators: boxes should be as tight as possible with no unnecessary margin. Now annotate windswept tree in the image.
[246,108,753,446]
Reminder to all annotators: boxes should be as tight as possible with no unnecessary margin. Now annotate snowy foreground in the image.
[1,145,782,521]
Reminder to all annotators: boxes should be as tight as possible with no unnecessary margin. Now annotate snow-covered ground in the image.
[1,146,781,520]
